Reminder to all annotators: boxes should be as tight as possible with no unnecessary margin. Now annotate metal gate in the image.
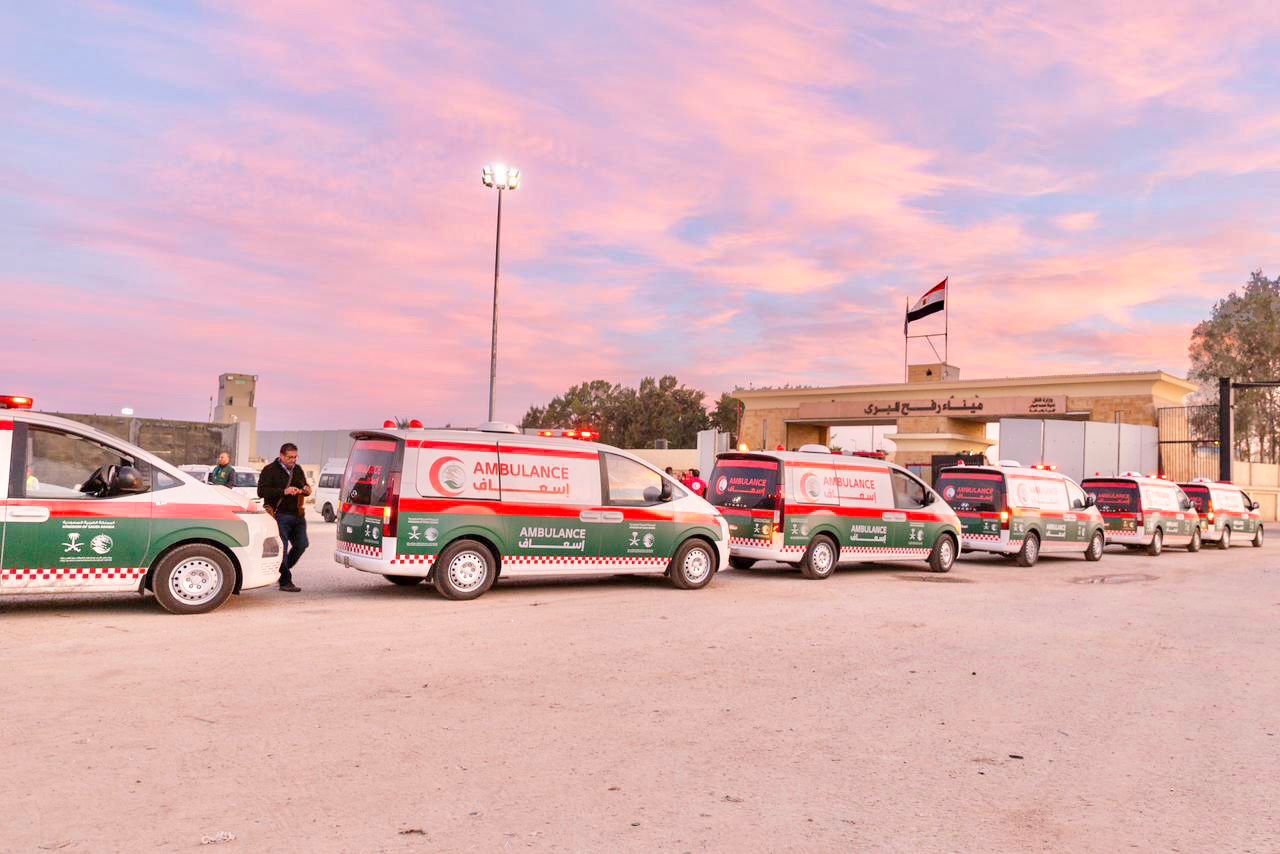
[1156,405,1219,482]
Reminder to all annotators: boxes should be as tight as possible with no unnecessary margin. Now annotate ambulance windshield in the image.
[707,458,781,511]
[1083,481,1139,514]
[343,438,401,506]
[936,471,1003,513]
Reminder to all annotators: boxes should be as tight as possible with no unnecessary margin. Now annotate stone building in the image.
[735,364,1197,470]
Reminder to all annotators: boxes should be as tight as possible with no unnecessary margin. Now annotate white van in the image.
[707,446,963,577]
[333,423,729,599]
[179,462,260,502]
[314,458,346,522]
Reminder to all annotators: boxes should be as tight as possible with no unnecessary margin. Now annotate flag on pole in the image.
[905,277,947,329]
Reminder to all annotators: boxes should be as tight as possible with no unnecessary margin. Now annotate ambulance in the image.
[332,423,728,599]
[0,396,283,613]
[1176,479,1264,549]
[1080,473,1201,555]
[707,446,962,577]
[936,462,1107,566]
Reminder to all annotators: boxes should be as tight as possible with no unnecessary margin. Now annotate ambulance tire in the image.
[384,574,424,586]
[321,503,336,523]
[728,556,757,570]
[1084,529,1105,561]
[670,539,716,590]
[928,533,957,573]
[1015,532,1040,567]
[1187,529,1201,552]
[151,544,235,615]
[1218,527,1231,550]
[1146,528,1163,557]
[433,540,497,600]
[1252,526,1263,548]
[799,535,838,580]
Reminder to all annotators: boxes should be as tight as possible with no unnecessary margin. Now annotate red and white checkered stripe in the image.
[1,567,147,582]
[964,533,1004,542]
[390,554,436,566]
[838,547,929,557]
[729,536,769,547]
[502,555,669,568]
[337,541,382,558]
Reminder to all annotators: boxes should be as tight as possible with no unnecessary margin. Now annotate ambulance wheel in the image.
[322,503,336,523]
[670,539,716,589]
[1146,528,1163,556]
[799,535,838,580]
[1252,526,1264,548]
[928,533,957,573]
[729,556,757,570]
[1217,527,1231,550]
[1084,530,1105,561]
[1187,529,1201,552]
[152,544,235,615]
[1015,532,1040,567]
[384,574,424,586]
[433,540,496,600]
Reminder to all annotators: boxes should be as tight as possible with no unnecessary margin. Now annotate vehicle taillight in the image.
[1135,512,1143,525]
[774,499,785,541]
[999,507,1010,529]
[1206,502,1214,523]
[383,471,401,537]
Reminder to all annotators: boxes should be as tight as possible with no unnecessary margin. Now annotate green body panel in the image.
[781,509,953,554]
[148,519,249,559]
[2,512,151,571]
[338,508,384,549]
[959,515,1000,537]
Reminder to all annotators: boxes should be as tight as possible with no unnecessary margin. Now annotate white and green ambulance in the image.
[333,423,728,599]
[1177,478,1264,549]
[1,396,283,613]
[936,462,1107,566]
[708,446,962,577]
[1081,473,1202,555]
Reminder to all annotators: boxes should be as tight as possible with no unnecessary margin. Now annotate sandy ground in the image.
[1,520,1277,853]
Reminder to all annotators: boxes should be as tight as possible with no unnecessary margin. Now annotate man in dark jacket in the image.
[258,443,311,592]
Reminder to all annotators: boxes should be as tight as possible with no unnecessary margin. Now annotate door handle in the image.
[598,511,624,523]
[579,510,601,522]
[5,506,51,523]
[882,511,906,522]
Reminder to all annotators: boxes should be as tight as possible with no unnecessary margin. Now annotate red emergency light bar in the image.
[1032,463,1057,471]
[537,428,597,441]
[0,395,33,410]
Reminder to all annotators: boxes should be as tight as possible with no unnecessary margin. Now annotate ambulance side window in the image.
[21,427,138,500]
[603,453,665,507]
[891,470,928,509]
[1065,481,1088,510]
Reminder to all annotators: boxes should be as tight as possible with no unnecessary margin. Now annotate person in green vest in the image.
[210,452,236,488]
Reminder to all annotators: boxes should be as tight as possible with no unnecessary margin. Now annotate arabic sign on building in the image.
[797,395,1069,420]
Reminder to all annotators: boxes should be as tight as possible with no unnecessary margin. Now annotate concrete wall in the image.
[1234,460,1280,521]
[257,429,356,467]
[49,412,239,467]
[627,448,699,473]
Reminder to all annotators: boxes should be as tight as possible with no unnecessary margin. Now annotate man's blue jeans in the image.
[275,513,308,586]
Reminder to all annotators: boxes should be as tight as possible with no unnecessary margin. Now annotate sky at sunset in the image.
[4,1,1280,429]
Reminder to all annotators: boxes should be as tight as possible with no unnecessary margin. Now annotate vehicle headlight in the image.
[263,537,281,558]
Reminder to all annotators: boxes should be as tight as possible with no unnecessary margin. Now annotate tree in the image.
[708,392,743,442]
[521,376,713,448]
[1188,270,1280,462]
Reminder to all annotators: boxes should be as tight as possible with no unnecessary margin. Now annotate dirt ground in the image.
[1,520,1277,853]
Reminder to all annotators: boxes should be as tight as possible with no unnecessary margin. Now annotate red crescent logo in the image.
[428,456,466,496]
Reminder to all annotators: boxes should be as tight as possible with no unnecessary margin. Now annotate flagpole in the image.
[904,297,909,382]
[944,275,950,365]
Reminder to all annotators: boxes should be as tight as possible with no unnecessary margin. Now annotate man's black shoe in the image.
[279,583,301,592]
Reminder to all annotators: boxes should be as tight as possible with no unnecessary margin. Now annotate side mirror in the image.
[109,465,148,495]
[920,491,935,507]
[1084,494,1096,508]
[642,484,668,504]
[1250,500,1260,511]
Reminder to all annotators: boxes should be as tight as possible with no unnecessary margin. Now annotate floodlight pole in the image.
[488,187,503,423]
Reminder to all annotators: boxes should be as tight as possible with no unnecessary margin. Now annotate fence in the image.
[1156,405,1220,482]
